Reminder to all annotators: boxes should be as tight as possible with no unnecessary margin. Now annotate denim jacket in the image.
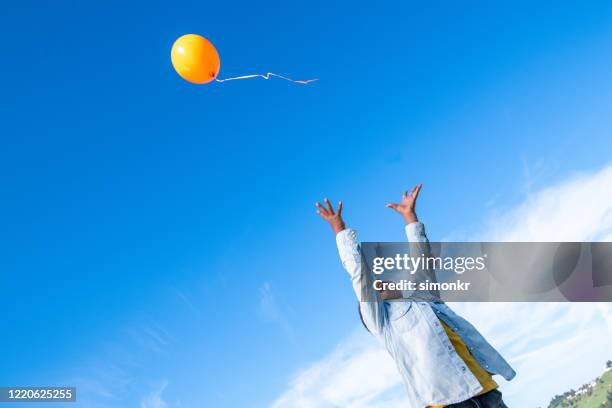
[336,222,516,407]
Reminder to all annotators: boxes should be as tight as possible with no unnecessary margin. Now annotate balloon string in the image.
[215,72,318,84]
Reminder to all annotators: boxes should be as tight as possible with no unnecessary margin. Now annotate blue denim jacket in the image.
[336,223,516,407]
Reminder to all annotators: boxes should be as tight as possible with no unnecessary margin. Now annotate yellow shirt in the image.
[429,320,498,408]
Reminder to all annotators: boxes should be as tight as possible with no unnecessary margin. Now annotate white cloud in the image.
[270,164,612,408]
[483,165,612,242]
[271,331,401,408]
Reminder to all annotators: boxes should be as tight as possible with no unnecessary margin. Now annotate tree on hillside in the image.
[548,394,565,408]
[606,360,612,369]
[603,389,612,408]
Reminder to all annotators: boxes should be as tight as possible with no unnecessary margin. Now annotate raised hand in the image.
[316,198,346,235]
[386,183,422,225]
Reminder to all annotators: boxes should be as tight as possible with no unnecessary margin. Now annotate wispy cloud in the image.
[258,282,297,345]
[66,355,135,408]
[173,288,203,320]
[62,319,174,408]
[270,164,612,408]
[140,380,169,408]
[123,319,172,354]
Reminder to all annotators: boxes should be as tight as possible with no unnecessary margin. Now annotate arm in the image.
[316,199,386,334]
[388,184,438,302]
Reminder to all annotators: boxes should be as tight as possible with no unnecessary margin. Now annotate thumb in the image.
[386,203,399,211]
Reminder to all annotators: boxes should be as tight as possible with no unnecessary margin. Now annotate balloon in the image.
[171,34,220,84]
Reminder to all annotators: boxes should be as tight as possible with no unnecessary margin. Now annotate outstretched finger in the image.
[324,198,335,215]
[386,203,399,211]
[413,183,423,199]
[337,201,343,216]
[316,202,329,217]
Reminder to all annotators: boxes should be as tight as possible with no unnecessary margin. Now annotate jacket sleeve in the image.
[405,221,442,302]
[336,228,386,335]
[405,221,432,257]
[404,221,429,243]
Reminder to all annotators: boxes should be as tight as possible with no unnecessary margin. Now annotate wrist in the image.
[403,212,418,225]
[331,220,346,235]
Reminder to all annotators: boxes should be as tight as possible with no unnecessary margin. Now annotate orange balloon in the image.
[171,34,220,84]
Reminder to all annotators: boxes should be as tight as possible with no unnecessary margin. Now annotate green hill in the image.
[548,364,612,408]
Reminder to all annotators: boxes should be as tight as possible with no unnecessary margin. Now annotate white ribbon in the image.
[215,72,318,84]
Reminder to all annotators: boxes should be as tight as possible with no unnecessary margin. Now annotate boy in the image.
[316,184,515,408]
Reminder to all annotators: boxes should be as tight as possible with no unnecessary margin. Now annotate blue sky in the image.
[2,1,612,407]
